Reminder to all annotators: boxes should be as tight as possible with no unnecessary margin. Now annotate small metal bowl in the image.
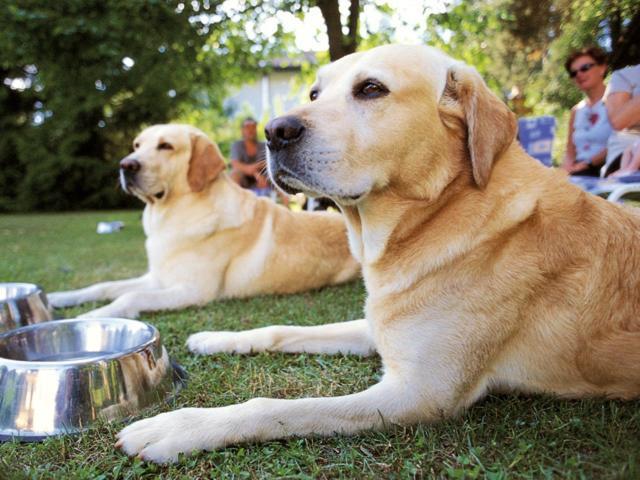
[0,283,53,334]
[0,318,182,441]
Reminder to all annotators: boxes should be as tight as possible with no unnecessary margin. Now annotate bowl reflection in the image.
[0,283,53,334]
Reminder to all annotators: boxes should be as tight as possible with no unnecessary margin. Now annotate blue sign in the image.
[517,116,556,167]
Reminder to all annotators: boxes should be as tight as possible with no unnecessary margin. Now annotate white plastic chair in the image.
[568,173,640,203]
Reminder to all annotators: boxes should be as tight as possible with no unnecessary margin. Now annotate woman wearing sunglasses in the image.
[562,46,612,177]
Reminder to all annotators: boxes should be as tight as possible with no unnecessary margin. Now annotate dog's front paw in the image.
[47,291,79,308]
[187,325,277,356]
[187,331,266,355]
[115,407,232,463]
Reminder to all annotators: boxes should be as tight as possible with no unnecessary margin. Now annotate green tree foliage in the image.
[427,2,515,93]
[237,0,363,61]
[3,1,636,211]
[427,0,639,114]
[426,0,638,163]
[1,1,379,212]
[535,0,640,113]
[0,0,278,211]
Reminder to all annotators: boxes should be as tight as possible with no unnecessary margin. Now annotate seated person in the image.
[603,63,640,176]
[610,141,640,178]
[561,47,612,177]
[229,117,288,204]
[229,117,269,194]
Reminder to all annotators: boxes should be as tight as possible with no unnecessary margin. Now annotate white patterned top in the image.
[572,99,612,163]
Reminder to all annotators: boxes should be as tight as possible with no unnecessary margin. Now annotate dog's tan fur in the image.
[48,124,359,318]
[116,45,640,463]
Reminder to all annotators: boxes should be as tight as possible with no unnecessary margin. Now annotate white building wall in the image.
[224,70,306,121]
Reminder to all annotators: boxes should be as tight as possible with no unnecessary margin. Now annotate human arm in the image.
[567,162,590,173]
[230,159,264,176]
[606,92,640,131]
[565,148,606,174]
[588,147,607,167]
[252,142,269,187]
[628,143,640,172]
[231,159,268,189]
[619,142,640,174]
[253,169,269,188]
[229,141,265,176]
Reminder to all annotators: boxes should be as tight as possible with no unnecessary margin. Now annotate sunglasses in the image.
[569,63,595,78]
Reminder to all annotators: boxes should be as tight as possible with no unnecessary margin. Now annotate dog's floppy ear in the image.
[188,133,226,192]
[439,64,517,188]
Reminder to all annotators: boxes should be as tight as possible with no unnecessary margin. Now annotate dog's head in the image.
[119,124,225,203]
[266,44,517,205]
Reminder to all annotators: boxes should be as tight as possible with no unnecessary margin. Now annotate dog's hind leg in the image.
[187,319,375,356]
[48,274,154,308]
[78,284,205,319]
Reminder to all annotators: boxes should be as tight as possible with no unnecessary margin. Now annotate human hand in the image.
[254,173,269,189]
[250,160,266,175]
[569,162,589,174]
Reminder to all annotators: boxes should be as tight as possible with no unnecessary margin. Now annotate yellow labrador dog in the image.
[116,45,640,463]
[48,124,359,318]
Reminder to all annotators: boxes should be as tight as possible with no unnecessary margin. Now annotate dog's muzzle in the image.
[119,156,140,190]
[120,157,140,180]
[264,115,305,152]
[265,116,309,194]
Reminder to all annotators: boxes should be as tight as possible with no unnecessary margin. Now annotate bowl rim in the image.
[0,282,45,304]
[0,317,161,367]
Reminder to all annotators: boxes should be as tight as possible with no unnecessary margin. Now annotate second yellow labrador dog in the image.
[116,45,640,463]
[48,124,359,318]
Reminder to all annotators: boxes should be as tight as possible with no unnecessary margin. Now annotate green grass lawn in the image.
[0,211,639,479]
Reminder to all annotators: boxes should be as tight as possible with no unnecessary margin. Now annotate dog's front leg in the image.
[116,315,493,464]
[78,284,206,319]
[48,274,154,308]
[116,373,428,464]
[187,319,375,356]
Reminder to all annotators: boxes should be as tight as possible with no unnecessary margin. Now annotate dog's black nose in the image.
[264,116,305,151]
[120,157,141,174]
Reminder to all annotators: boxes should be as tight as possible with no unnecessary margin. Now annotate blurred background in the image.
[1,0,638,212]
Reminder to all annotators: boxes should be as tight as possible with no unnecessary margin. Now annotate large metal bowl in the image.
[0,283,53,334]
[0,318,181,441]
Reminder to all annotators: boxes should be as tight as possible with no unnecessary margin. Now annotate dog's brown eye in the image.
[158,142,173,150]
[134,142,140,149]
[355,80,389,100]
[309,89,319,101]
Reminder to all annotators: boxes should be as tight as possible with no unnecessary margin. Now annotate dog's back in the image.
[224,196,360,296]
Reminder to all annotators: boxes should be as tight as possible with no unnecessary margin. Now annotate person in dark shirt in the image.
[230,117,289,205]
[229,117,269,190]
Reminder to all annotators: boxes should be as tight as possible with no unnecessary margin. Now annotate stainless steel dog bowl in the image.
[0,318,181,441]
[0,283,53,334]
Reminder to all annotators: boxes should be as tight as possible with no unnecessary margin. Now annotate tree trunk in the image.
[609,8,640,69]
[316,0,360,61]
